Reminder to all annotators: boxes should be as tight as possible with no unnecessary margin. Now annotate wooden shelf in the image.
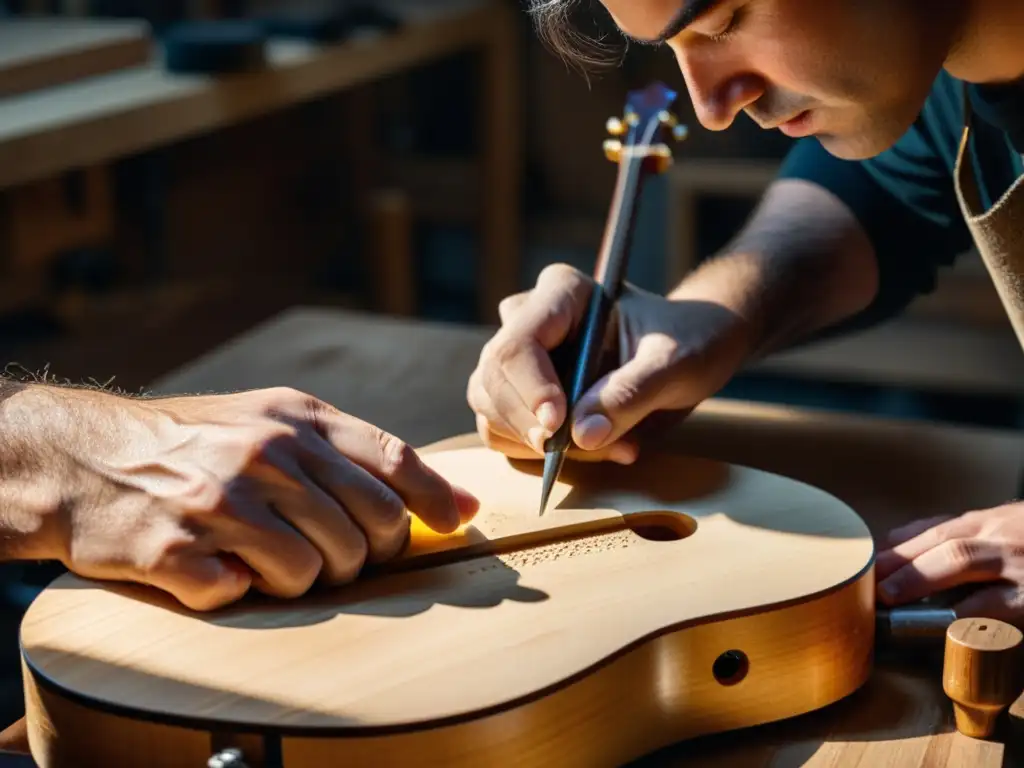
[0,1,500,191]
[0,17,151,99]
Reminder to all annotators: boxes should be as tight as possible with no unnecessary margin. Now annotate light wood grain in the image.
[20,442,875,766]
[943,618,1024,739]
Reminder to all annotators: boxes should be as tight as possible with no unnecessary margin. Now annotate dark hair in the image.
[527,0,622,71]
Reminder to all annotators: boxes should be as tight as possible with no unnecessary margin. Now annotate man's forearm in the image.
[0,383,76,561]
[668,178,880,361]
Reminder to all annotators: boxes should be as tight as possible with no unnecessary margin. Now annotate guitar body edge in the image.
[22,565,875,768]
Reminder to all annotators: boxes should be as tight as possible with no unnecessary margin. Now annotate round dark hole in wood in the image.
[624,511,697,542]
[713,650,749,685]
[979,624,988,631]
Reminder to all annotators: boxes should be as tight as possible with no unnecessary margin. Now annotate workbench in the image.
[141,306,1024,767]
[0,0,521,322]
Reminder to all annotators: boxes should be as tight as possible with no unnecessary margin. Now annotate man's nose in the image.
[672,47,765,131]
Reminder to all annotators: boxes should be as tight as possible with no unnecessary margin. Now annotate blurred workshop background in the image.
[0,0,1021,727]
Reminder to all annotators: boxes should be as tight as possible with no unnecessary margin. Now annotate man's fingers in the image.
[497,291,529,324]
[471,355,561,453]
[875,515,954,581]
[473,397,529,450]
[212,488,328,597]
[508,263,592,351]
[476,413,537,457]
[954,584,1024,627]
[296,437,414,566]
[479,422,540,459]
[477,346,556,452]
[479,414,638,465]
[469,264,599,455]
[876,538,1005,605]
[313,415,479,535]
[874,514,982,579]
[244,466,375,584]
[885,515,958,548]
[475,392,639,464]
[499,337,566,439]
[144,551,253,612]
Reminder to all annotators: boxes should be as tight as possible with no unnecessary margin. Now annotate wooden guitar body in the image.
[19,436,876,767]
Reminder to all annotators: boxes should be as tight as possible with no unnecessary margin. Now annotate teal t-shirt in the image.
[777,69,1024,336]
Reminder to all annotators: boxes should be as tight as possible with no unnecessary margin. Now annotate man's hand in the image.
[467,263,753,463]
[875,503,1024,624]
[0,384,478,611]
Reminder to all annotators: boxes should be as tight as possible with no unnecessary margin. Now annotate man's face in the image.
[598,0,961,159]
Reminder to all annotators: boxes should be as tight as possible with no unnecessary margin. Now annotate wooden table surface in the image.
[146,306,1024,767]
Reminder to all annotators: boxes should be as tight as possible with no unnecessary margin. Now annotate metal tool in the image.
[539,81,688,515]
[876,605,958,647]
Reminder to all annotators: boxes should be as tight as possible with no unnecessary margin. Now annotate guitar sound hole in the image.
[623,511,696,542]
[712,650,748,686]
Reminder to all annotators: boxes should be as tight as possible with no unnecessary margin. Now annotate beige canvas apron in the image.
[953,89,1024,348]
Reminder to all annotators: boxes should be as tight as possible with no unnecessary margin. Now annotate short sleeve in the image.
[776,78,975,335]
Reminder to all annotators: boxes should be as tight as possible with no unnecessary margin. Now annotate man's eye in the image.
[707,9,743,42]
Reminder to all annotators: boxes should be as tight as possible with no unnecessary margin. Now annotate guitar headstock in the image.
[603,81,687,173]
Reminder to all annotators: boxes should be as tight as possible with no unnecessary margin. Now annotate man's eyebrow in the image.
[654,0,724,42]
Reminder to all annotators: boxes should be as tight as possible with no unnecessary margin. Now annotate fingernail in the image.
[877,578,900,603]
[536,402,559,432]
[452,485,480,524]
[574,413,612,449]
[527,426,549,453]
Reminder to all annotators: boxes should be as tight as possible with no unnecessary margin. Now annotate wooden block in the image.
[943,618,1024,739]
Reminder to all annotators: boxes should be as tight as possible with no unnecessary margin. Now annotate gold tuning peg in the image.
[649,144,672,173]
[658,110,689,141]
[624,108,639,126]
[603,139,622,163]
[606,117,626,136]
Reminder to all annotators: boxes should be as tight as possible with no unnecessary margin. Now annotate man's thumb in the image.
[570,353,674,452]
